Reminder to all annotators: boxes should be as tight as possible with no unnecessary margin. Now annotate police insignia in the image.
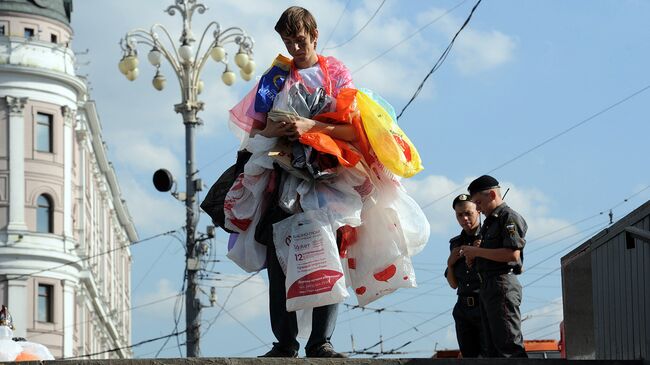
[506,222,516,236]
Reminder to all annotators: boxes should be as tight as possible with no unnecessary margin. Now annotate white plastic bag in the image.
[392,185,430,256]
[18,341,54,360]
[0,339,22,361]
[226,204,267,273]
[274,210,348,312]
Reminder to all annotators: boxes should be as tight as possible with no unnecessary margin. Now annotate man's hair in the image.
[275,6,318,39]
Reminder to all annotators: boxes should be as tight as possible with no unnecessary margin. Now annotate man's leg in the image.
[305,303,339,353]
[265,242,299,356]
[483,275,527,358]
[455,299,483,358]
[479,286,497,357]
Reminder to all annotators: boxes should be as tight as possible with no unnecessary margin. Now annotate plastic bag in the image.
[0,339,22,361]
[356,89,423,178]
[273,210,348,312]
[255,54,291,113]
[346,201,418,306]
[16,342,54,361]
[226,204,267,272]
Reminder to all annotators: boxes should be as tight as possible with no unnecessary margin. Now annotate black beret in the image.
[452,194,471,209]
[468,175,500,196]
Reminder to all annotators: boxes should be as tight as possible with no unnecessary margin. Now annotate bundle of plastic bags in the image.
[223,54,430,309]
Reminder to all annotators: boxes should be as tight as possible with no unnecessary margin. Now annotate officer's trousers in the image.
[266,238,338,354]
[452,295,484,357]
[479,273,527,358]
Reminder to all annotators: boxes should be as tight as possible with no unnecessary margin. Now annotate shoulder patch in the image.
[506,222,517,236]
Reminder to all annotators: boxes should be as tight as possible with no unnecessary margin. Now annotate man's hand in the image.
[460,245,479,267]
[260,117,297,138]
[447,247,462,267]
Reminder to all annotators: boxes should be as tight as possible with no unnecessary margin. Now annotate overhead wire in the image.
[396,0,482,120]
[319,0,352,52]
[27,292,184,340]
[419,84,650,210]
[322,0,387,51]
[0,228,179,283]
[63,329,187,360]
[352,0,469,74]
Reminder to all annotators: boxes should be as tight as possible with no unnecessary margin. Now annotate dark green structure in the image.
[0,0,72,25]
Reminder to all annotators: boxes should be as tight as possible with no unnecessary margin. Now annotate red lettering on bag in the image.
[355,286,366,295]
[348,258,356,269]
[286,270,344,299]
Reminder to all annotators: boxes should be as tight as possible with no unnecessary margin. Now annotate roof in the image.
[561,199,650,265]
[0,0,72,25]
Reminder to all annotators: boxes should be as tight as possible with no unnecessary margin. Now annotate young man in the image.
[445,194,484,357]
[252,6,353,358]
[460,175,528,358]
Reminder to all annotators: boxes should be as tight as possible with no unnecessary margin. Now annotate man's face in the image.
[471,190,495,215]
[454,202,480,232]
[281,29,318,69]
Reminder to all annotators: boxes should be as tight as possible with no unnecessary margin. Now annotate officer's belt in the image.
[457,294,479,307]
[477,268,513,283]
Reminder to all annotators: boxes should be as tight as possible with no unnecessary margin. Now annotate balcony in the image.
[0,35,76,76]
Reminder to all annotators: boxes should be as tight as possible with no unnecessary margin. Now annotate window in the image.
[36,195,53,233]
[50,34,57,44]
[0,26,5,36]
[24,28,35,38]
[36,112,53,152]
[37,284,53,322]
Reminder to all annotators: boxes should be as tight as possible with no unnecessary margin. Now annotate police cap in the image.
[452,194,472,209]
[468,175,500,196]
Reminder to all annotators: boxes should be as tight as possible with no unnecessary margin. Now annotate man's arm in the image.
[281,115,357,142]
[445,247,462,289]
[460,246,520,263]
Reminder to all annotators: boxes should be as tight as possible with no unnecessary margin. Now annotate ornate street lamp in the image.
[117,0,254,357]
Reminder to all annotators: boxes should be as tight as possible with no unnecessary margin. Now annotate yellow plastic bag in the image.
[356,89,423,178]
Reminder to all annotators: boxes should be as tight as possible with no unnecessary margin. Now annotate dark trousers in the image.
[453,295,484,357]
[479,274,527,358]
[266,238,338,353]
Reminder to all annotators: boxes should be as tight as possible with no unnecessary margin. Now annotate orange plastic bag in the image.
[356,89,423,178]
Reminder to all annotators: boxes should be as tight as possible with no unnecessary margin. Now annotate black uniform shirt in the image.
[445,229,481,296]
[475,203,527,274]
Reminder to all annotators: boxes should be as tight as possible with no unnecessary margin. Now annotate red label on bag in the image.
[286,270,344,299]
[230,218,252,231]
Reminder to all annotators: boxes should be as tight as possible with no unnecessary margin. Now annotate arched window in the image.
[36,195,53,233]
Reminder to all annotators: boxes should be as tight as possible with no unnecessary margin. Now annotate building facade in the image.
[0,0,136,359]
[561,200,650,360]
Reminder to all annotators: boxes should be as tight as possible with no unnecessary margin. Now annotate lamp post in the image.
[118,0,254,357]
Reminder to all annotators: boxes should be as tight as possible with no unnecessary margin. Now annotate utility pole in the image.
[117,0,255,356]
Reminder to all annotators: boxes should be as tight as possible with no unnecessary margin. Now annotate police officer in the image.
[445,194,485,357]
[460,175,528,358]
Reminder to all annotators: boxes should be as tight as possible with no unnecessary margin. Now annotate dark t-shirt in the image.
[475,203,527,274]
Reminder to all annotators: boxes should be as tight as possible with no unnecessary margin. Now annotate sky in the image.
[70,0,650,358]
